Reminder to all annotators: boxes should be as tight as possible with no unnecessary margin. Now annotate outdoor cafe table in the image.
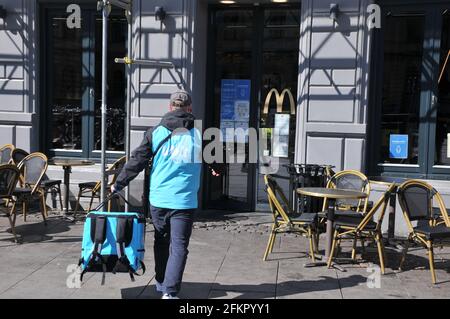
[297,187,367,270]
[49,159,95,218]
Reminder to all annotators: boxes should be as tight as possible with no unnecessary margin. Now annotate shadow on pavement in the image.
[120,275,367,299]
[1,217,79,244]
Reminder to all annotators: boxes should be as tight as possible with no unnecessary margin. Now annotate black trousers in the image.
[150,205,195,295]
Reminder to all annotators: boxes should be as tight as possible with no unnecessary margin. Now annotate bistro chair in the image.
[74,156,126,218]
[10,148,29,166]
[263,175,318,262]
[0,144,15,164]
[397,180,450,284]
[0,165,21,242]
[319,170,371,219]
[327,183,396,274]
[13,149,63,211]
[3,148,30,208]
[12,152,48,223]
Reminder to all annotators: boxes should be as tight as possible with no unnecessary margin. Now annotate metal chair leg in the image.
[40,195,48,225]
[11,201,17,226]
[327,230,339,268]
[376,233,386,275]
[87,192,96,212]
[22,201,27,222]
[351,237,358,261]
[427,241,437,284]
[308,228,316,262]
[73,188,83,220]
[263,226,276,261]
[7,210,18,243]
[268,231,277,255]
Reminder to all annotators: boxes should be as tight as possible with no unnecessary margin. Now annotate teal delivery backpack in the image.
[78,193,146,285]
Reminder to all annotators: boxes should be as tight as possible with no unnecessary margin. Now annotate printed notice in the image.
[389,134,408,159]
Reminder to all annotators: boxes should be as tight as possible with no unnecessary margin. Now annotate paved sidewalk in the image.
[1,209,450,299]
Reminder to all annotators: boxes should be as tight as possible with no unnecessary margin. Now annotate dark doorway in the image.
[204,4,301,211]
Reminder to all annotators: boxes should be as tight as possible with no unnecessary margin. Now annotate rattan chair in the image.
[327,183,396,274]
[12,152,48,223]
[263,175,318,262]
[74,156,126,218]
[0,144,15,164]
[319,170,371,219]
[397,180,450,284]
[10,148,29,166]
[12,149,64,211]
[0,165,21,242]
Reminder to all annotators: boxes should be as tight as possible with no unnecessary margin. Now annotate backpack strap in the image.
[113,217,146,282]
[80,216,108,285]
[153,130,174,159]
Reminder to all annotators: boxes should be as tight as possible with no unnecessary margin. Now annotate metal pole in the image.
[124,6,132,211]
[100,1,109,211]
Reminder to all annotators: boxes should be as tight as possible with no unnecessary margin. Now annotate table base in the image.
[304,260,347,272]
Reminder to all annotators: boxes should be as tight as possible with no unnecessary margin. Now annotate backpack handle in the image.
[92,192,133,212]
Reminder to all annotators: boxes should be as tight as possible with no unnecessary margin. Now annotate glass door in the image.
[257,7,301,207]
[205,9,255,211]
[205,4,300,211]
[42,4,127,160]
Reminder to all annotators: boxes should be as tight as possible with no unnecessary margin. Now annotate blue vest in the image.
[149,126,202,210]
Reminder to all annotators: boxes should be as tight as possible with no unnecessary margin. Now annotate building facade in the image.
[0,0,449,236]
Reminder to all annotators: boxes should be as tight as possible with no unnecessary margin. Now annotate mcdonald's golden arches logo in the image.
[262,88,296,115]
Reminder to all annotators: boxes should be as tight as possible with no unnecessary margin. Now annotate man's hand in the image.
[111,184,118,194]
[211,168,220,177]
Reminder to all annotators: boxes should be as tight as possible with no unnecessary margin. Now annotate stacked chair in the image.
[0,144,14,164]
[12,152,49,223]
[0,164,21,242]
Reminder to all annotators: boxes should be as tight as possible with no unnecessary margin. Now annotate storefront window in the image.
[379,14,425,165]
[434,10,450,166]
[50,16,83,150]
[44,5,126,158]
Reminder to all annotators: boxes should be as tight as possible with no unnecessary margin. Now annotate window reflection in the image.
[435,10,450,165]
[379,15,425,164]
[51,17,83,150]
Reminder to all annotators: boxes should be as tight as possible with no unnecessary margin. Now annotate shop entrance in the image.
[204,4,301,211]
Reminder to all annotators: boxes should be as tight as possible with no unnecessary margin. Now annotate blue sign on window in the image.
[220,79,251,121]
[389,134,408,159]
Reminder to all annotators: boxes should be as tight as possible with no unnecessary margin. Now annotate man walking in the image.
[112,90,203,299]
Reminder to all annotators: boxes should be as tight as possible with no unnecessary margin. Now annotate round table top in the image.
[297,187,367,199]
[50,159,95,167]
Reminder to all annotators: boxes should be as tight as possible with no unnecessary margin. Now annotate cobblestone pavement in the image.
[1,209,450,299]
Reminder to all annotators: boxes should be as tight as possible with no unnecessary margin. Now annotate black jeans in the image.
[150,205,195,295]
